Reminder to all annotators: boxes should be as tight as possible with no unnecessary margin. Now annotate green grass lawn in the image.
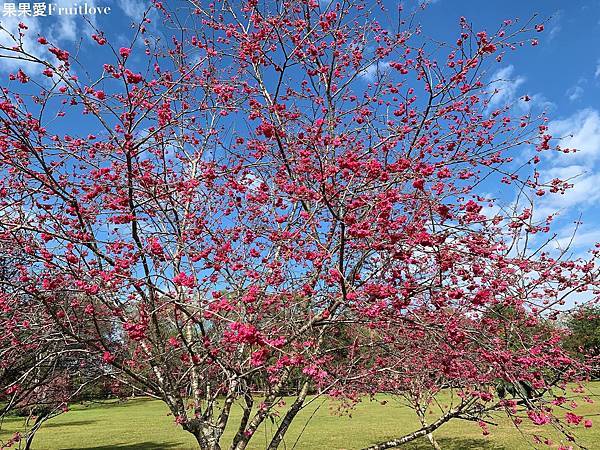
[2,384,600,449]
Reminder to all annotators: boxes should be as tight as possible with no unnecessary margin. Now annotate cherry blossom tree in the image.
[0,252,109,449]
[0,1,598,449]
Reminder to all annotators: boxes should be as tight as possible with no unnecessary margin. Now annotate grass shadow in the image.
[75,398,156,409]
[404,436,508,450]
[43,420,97,429]
[62,442,187,450]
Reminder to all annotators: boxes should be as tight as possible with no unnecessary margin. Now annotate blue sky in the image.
[0,0,599,256]
[403,0,600,257]
[452,1,600,256]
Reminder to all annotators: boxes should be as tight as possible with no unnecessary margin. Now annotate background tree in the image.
[564,306,600,377]
[0,253,107,449]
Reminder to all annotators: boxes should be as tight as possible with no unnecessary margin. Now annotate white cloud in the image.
[519,92,555,113]
[541,166,600,210]
[548,10,563,41]
[595,59,600,79]
[359,61,391,82]
[119,0,149,21]
[549,109,600,166]
[50,0,97,40]
[553,227,599,252]
[0,0,97,73]
[566,85,584,101]
[52,18,77,42]
[532,109,600,228]
[0,15,45,71]
[487,65,526,109]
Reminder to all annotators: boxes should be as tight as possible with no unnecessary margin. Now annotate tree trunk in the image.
[417,409,441,450]
[183,419,216,450]
[230,369,293,450]
[24,414,47,450]
[361,406,462,450]
[231,393,253,450]
[191,429,222,450]
[425,432,442,450]
[267,381,309,450]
